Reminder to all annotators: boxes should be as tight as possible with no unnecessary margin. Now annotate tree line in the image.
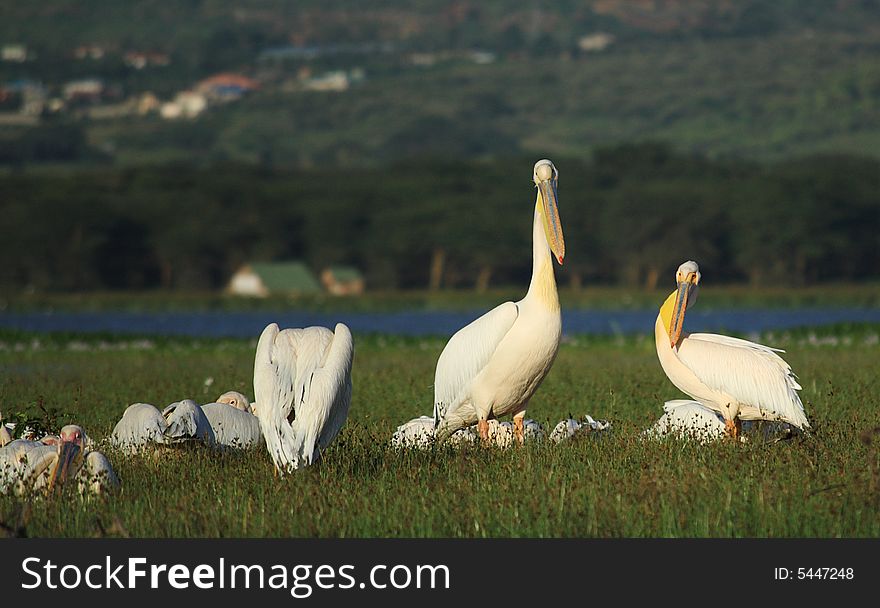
[1,143,878,293]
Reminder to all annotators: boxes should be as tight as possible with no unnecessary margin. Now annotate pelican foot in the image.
[514,416,525,446]
[724,419,741,440]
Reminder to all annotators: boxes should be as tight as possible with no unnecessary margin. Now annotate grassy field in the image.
[1,324,879,538]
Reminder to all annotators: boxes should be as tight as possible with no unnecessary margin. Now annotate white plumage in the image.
[655,260,810,435]
[675,333,808,427]
[200,402,263,449]
[1,441,59,495]
[78,451,121,496]
[390,416,478,449]
[253,322,353,474]
[644,400,727,444]
[110,392,263,452]
[548,416,611,444]
[390,416,544,449]
[111,403,169,452]
[162,399,216,446]
[433,159,565,444]
[1,425,118,496]
[433,302,519,429]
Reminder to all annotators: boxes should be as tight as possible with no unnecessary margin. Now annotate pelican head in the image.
[48,424,87,493]
[533,159,565,265]
[668,260,701,348]
[216,390,252,413]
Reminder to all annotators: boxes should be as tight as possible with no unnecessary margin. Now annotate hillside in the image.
[1,1,879,165]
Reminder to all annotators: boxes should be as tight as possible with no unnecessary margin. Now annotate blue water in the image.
[0,308,878,338]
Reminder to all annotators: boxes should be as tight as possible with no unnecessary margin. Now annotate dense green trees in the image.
[0,145,877,293]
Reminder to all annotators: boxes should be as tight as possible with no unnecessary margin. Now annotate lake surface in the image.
[1,308,878,338]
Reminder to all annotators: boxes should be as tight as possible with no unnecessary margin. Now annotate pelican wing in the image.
[433,301,519,425]
[390,416,436,449]
[162,400,216,445]
[0,443,56,495]
[295,323,354,464]
[110,403,168,452]
[646,399,727,443]
[677,333,809,428]
[78,451,120,496]
[200,403,264,449]
[254,323,303,472]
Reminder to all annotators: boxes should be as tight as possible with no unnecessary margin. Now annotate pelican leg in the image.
[724,419,739,440]
[477,419,490,444]
[513,411,525,445]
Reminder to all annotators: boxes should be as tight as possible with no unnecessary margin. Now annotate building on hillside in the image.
[578,33,615,52]
[227,262,321,297]
[62,78,105,103]
[320,266,365,296]
[196,73,260,102]
[159,90,206,119]
[1,44,28,62]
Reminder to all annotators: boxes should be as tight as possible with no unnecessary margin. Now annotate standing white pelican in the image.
[655,260,810,438]
[434,159,565,444]
[253,322,353,474]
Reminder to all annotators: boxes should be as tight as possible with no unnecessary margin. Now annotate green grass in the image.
[2,325,879,537]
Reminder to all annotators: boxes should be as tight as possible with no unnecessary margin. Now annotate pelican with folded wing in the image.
[253,322,353,474]
[655,260,810,438]
[434,159,565,444]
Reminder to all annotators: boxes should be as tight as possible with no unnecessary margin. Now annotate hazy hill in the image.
[1,1,879,165]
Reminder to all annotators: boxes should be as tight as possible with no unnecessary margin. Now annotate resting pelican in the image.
[390,416,477,449]
[655,260,810,438]
[434,159,565,444]
[162,399,216,445]
[390,416,544,449]
[253,322,353,474]
[201,392,263,449]
[111,403,169,452]
[1,425,119,496]
[644,400,727,444]
[111,392,261,452]
[548,415,611,444]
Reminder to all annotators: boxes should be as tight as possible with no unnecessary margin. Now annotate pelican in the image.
[655,260,810,438]
[111,403,169,452]
[644,400,727,444]
[253,322,353,474]
[200,391,263,450]
[390,416,477,449]
[162,399,216,446]
[111,392,261,452]
[1,425,119,496]
[433,159,565,444]
[390,416,544,449]
[0,411,12,447]
[548,415,611,444]
[481,419,546,448]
